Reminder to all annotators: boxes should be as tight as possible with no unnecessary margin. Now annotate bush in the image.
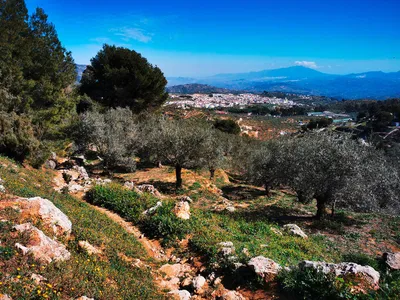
[278,267,342,300]
[0,112,40,163]
[86,184,157,222]
[213,119,241,135]
[140,202,192,246]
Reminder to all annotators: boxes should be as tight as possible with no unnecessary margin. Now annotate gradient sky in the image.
[25,0,400,77]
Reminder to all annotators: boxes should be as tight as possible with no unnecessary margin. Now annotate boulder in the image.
[136,184,161,197]
[73,166,89,180]
[192,275,206,291]
[173,201,191,220]
[383,252,400,270]
[248,256,281,282]
[283,224,308,239]
[143,201,163,216]
[218,242,235,257]
[14,223,71,264]
[44,160,57,170]
[221,290,246,300]
[300,261,380,291]
[159,263,191,278]
[168,290,191,300]
[160,277,180,291]
[0,295,12,300]
[78,241,102,256]
[18,197,72,237]
[178,196,193,203]
[76,297,94,300]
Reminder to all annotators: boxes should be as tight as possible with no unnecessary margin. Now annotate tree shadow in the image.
[142,180,177,195]
[222,185,267,201]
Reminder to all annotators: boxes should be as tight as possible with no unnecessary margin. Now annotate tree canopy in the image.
[80,45,168,113]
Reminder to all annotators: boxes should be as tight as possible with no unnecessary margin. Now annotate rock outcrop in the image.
[300,260,380,291]
[173,201,191,220]
[14,223,71,264]
[78,241,102,256]
[283,224,308,239]
[168,290,191,300]
[383,252,400,270]
[248,256,281,282]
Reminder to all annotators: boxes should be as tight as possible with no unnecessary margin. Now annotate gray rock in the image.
[44,160,57,170]
[168,290,191,300]
[283,224,308,239]
[383,252,400,270]
[142,201,162,215]
[192,275,206,291]
[248,256,281,281]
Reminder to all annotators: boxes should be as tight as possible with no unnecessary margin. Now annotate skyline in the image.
[25,0,400,77]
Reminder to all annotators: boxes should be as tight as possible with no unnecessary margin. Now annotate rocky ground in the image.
[0,154,399,299]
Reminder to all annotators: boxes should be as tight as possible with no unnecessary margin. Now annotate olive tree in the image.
[246,132,400,219]
[142,117,211,189]
[78,108,139,172]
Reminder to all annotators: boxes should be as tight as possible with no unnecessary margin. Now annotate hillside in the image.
[167,67,400,99]
[167,84,233,94]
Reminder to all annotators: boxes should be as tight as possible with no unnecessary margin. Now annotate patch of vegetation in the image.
[0,156,163,299]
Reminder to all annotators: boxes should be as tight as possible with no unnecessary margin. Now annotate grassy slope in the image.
[0,156,164,300]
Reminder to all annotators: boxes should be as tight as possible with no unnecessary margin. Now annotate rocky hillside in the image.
[1,154,399,299]
[167,84,233,94]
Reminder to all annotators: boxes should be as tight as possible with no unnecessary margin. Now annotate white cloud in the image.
[114,27,152,43]
[294,61,318,69]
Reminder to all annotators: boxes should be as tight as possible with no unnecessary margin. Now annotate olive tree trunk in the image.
[175,164,183,190]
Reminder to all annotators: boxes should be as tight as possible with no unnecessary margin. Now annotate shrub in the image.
[213,119,241,135]
[0,112,40,163]
[86,184,156,222]
[140,202,192,246]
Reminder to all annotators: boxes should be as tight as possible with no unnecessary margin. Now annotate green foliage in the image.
[278,267,340,299]
[0,111,40,162]
[0,245,14,260]
[213,118,241,135]
[140,202,191,246]
[304,117,333,130]
[341,253,379,271]
[86,184,156,223]
[80,44,168,113]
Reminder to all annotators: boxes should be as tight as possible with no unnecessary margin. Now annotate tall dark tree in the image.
[80,45,168,113]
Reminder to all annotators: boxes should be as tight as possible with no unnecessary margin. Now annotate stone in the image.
[18,197,72,237]
[300,260,380,291]
[44,160,57,170]
[0,185,5,193]
[383,252,400,270]
[124,181,135,190]
[76,297,94,300]
[173,201,191,220]
[160,277,180,291]
[192,275,206,291]
[0,294,12,300]
[159,263,191,278]
[168,290,191,300]
[180,276,193,287]
[242,248,250,257]
[78,241,102,256]
[218,242,235,257]
[50,152,57,161]
[178,196,193,203]
[283,224,308,239]
[136,184,161,197]
[31,273,47,284]
[248,256,281,282]
[143,201,163,216]
[68,184,85,193]
[225,206,236,212]
[73,166,89,180]
[221,290,246,300]
[14,223,71,264]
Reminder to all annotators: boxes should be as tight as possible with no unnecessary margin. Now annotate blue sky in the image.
[25,0,400,77]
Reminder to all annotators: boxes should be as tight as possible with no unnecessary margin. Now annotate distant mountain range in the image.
[76,64,86,82]
[167,66,400,100]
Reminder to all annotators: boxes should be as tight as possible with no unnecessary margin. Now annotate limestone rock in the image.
[143,201,163,216]
[78,241,102,256]
[218,242,235,257]
[18,197,72,237]
[192,275,206,291]
[44,160,57,170]
[160,277,180,291]
[168,290,191,300]
[270,227,283,236]
[221,290,246,300]
[73,166,89,180]
[173,201,191,220]
[159,263,191,278]
[0,294,12,300]
[14,223,71,264]
[283,224,308,239]
[248,256,281,282]
[178,196,193,203]
[383,252,400,270]
[136,184,161,197]
[300,260,380,291]
[76,297,94,300]
[124,181,135,190]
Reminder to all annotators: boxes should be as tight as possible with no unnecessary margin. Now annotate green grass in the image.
[0,156,164,300]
